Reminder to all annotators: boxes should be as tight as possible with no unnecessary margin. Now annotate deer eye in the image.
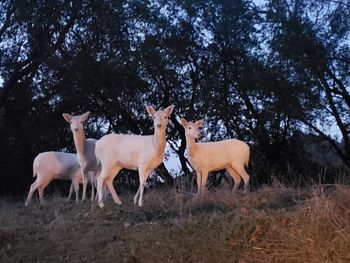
[189,127,191,130]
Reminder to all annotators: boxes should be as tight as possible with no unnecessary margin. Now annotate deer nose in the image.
[157,123,162,128]
[74,128,79,132]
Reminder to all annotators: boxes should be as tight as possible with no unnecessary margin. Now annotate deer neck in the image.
[185,135,197,158]
[153,128,167,154]
[73,130,86,156]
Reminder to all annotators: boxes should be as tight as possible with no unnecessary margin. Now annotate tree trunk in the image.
[156,162,174,186]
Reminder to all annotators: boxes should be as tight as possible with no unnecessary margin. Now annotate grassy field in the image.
[1,184,350,263]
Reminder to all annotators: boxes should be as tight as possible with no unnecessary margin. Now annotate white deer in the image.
[95,105,174,207]
[180,118,250,194]
[25,152,84,206]
[63,112,100,201]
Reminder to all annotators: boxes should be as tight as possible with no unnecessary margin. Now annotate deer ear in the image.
[195,119,204,127]
[165,105,174,116]
[81,111,91,122]
[180,118,188,127]
[62,113,72,123]
[146,105,156,117]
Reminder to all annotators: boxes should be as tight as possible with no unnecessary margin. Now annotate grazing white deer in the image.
[180,118,250,194]
[25,152,83,206]
[63,112,100,201]
[95,105,174,207]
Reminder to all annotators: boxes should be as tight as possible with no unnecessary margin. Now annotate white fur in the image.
[63,112,100,201]
[25,152,83,205]
[180,118,250,194]
[95,105,174,207]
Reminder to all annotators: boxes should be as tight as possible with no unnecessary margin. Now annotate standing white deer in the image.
[95,105,174,207]
[25,152,84,206]
[63,112,100,201]
[180,118,250,194]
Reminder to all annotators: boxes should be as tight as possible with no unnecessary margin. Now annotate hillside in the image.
[1,185,350,262]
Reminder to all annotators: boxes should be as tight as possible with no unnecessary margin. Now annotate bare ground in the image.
[1,184,350,263]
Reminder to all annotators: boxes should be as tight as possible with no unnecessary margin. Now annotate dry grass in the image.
[1,184,350,262]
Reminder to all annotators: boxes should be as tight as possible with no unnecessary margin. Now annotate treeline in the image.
[0,0,349,196]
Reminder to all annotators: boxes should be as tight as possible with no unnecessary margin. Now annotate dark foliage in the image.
[0,0,349,196]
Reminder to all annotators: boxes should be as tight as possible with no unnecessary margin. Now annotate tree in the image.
[1,0,348,196]
[266,0,350,168]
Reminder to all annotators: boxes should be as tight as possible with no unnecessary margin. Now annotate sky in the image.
[253,0,267,5]
[164,141,185,177]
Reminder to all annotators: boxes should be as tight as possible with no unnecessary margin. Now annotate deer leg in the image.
[98,166,122,208]
[200,170,209,194]
[81,169,88,201]
[25,181,38,206]
[227,167,242,193]
[196,170,202,194]
[235,166,250,194]
[67,182,74,201]
[73,179,80,203]
[136,167,153,207]
[105,176,122,205]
